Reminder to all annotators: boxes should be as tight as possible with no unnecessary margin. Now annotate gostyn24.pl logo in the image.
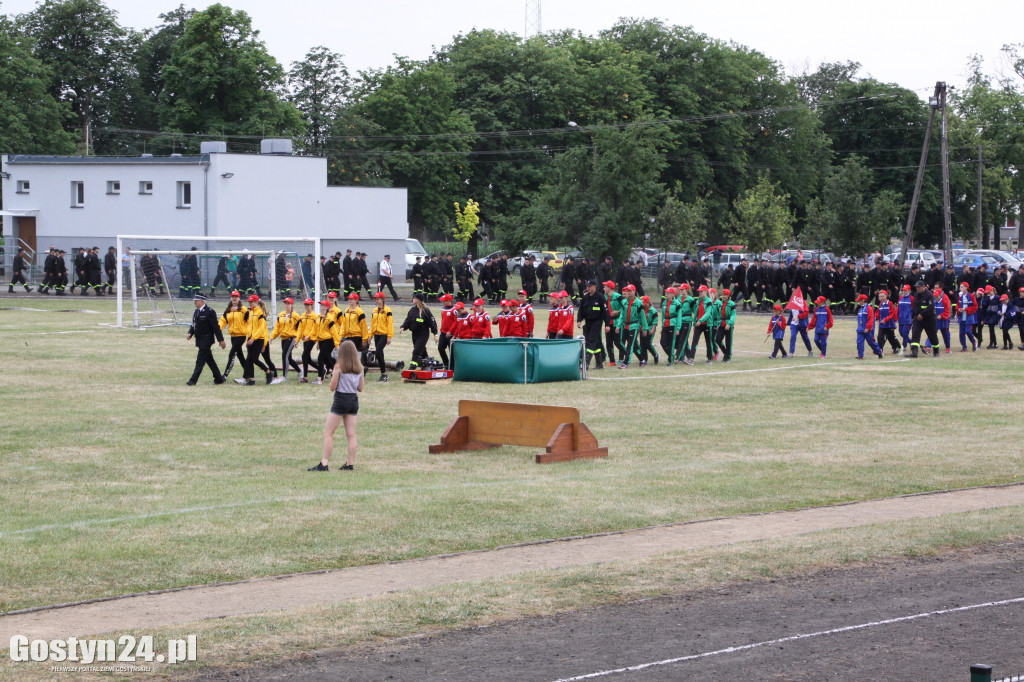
[9,635,197,664]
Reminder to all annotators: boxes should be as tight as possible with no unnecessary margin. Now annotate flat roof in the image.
[5,154,210,165]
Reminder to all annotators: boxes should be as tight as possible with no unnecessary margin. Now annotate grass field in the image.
[2,295,1023,676]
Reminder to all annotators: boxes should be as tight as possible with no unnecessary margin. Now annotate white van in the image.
[405,238,427,277]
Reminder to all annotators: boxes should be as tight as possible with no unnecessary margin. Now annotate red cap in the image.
[372,292,385,298]
[473,298,485,306]
[960,282,970,287]
[1019,287,1024,292]
[877,290,888,297]
[247,294,260,302]
[509,300,520,307]
[559,290,569,297]
[697,285,708,292]
[454,301,465,309]
[856,294,868,302]
[709,288,717,295]
[499,299,509,306]
[721,289,730,297]
[680,283,691,289]
[902,285,911,291]
[603,281,616,288]
[283,297,294,304]
[327,291,337,298]
[230,290,241,297]
[347,293,360,300]
[319,299,330,306]
[641,295,651,304]
[439,294,453,302]
[773,304,783,311]
[815,296,826,304]
[304,298,315,305]
[623,284,636,292]
[1000,294,1009,301]
[518,290,527,296]
[985,285,995,293]
[665,287,676,294]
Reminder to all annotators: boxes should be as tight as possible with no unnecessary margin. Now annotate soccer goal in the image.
[115,236,320,328]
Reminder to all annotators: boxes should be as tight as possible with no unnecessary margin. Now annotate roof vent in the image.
[170,153,183,158]
[260,139,293,156]
[200,141,228,154]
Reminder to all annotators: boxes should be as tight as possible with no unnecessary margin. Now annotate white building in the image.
[1,140,410,280]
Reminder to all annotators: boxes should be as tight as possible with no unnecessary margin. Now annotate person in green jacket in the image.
[715,288,737,363]
[659,287,682,365]
[686,285,718,365]
[603,281,624,366]
[675,283,696,363]
[639,295,660,366]
[616,284,647,368]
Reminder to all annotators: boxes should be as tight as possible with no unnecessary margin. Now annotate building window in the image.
[16,180,29,194]
[106,180,120,195]
[70,181,85,207]
[176,181,191,208]
[139,180,153,195]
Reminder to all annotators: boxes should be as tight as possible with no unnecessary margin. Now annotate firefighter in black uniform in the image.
[422,254,440,301]
[576,279,611,370]
[478,256,493,302]
[440,253,455,296]
[734,258,748,310]
[910,280,940,357]
[54,249,69,294]
[520,255,537,301]
[69,248,86,294]
[180,247,200,298]
[411,256,424,298]
[39,247,56,294]
[658,260,674,292]
[103,246,117,295]
[84,246,103,295]
[536,256,552,302]
[8,247,32,293]
[454,255,473,301]
[185,294,227,385]
[598,256,614,285]
[358,252,373,296]
[342,249,354,295]
[494,254,510,302]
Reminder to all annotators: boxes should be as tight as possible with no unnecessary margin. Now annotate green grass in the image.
[1,296,1023,615]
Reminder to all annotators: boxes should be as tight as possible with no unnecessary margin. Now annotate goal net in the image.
[115,236,320,328]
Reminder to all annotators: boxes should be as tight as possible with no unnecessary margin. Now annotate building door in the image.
[17,217,36,253]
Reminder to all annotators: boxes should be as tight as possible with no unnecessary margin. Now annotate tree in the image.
[131,5,194,133]
[729,173,795,255]
[288,46,349,156]
[452,199,480,244]
[0,17,76,155]
[16,0,135,154]
[158,4,303,142]
[793,60,861,107]
[649,186,708,255]
[801,158,904,256]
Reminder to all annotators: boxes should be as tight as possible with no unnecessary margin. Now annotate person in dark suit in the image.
[186,294,227,385]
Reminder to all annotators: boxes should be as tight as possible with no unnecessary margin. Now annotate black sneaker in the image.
[378,374,388,382]
[307,463,329,471]
[213,377,226,385]
[339,463,354,470]
[265,373,273,385]
[186,380,197,386]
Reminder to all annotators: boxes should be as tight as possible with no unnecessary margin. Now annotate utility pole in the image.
[900,82,943,266]
[525,0,541,37]
[939,84,953,264]
[977,137,984,248]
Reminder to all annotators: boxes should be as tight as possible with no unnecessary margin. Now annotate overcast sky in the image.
[5,0,1022,96]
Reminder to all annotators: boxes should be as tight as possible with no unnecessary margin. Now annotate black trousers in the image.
[605,327,624,364]
[660,327,678,360]
[244,339,268,379]
[224,336,246,377]
[438,332,451,368]
[411,330,429,361]
[9,272,28,287]
[986,324,997,346]
[212,273,230,290]
[714,326,732,360]
[638,331,657,362]
[342,337,363,354]
[582,320,604,366]
[689,324,713,360]
[280,338,301,376]
[190,342,223,383]
[878,328,899,352]
[457,279,473,301]
[771,339,786,357]
[538,278,549,298]
[260,340,277,374]
[378,276,399,300]
[675,323,692,360]
[619,328,640,364]
[373,334,388,373]
[105,268,116,289]
[911,317,939,350]
[302,340,320,378]
[317,339,335,378]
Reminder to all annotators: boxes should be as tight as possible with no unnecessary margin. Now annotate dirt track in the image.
[3,483,1022,645]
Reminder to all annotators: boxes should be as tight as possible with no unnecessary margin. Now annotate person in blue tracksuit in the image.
[875,289,900,355]
[811,295,833,359]
[981,286,1001,348]
[855,293,884,359]
[956,282,979,352]
[787,303,813,357]
[997,294,1019,349]
[931,284,952,353]
[767,305,788,358]
[897,284,914,353]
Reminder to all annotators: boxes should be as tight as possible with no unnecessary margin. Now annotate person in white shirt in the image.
[377,254,399,301]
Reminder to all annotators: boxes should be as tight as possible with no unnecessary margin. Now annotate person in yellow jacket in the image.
[237,295,275,385]
[368,292,395,382]
[340,292,370,351]
[296,297,321,384]
[269,296,302,382]
[219,290,248,379]
[326,291,342,323]
[313,299,340,384]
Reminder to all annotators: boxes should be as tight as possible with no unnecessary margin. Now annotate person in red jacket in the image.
[875,290,900,355]
[448,301,471,371]
[493,299,510,336]
[557,290,575,337]
[546,292,562,338]
[956,281,979,352]
[506,300,527,337]
[437,293,457,368]
[469,298,492,338]
[517,290,535,337]
[811,295,833,358]
[931,283,952,353]
[855,293,884,359]
[767,304,788,359]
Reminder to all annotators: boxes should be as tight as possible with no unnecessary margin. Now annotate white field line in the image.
[589,359,909,381]
[550,596,1024,682]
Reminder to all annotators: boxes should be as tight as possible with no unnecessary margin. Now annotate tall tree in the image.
[729,173,795,255]
[793,60,861,107]
[649,188,708,255]
[158,3,303,143]
[16,0,135,154]
[132,5,194,133]
[0,16,76,155]
[288,46,349,156]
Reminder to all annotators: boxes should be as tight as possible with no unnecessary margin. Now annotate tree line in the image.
[3,0,1024,258]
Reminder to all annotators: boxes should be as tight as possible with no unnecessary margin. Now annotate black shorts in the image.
[330,392,359,416]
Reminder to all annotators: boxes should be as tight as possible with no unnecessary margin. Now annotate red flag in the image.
[785,286,808,313]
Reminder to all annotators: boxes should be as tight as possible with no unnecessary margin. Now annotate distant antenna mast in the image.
[525,0,541,37]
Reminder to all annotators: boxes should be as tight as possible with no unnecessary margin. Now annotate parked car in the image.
[711,251,753,275]
[473,250,524,273]
[901,250,938,271]
[969,250,1024,271]
[652,252,688,269]
[405,238,427,278]
[953,253,999,276]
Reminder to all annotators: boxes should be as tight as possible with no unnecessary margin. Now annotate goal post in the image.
[116,235,320,328]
